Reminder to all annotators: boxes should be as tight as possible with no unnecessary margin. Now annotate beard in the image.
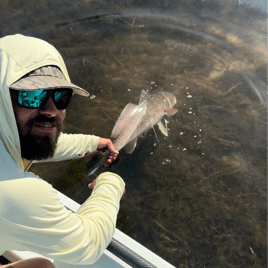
[17,115,63,161]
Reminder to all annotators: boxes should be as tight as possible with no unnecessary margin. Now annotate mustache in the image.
[30,115,63,128]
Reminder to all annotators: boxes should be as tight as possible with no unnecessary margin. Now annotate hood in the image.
[0,34,73,171]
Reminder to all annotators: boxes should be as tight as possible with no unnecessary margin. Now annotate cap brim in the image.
[10,76,89,97]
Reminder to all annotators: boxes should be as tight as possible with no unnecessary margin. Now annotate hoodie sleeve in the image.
[41,133,100,162]
[0,172,125,265]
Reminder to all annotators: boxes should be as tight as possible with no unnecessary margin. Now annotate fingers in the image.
[104,155,117,167]
[88,179,97,189]
[103,140,118,167]
[98,138,119,155]
[106,140,119,155]
[97,138,119,167]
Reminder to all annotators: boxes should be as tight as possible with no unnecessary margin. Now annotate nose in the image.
[38,97,58,117]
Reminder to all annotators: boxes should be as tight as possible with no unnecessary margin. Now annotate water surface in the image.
[1,0,266,267]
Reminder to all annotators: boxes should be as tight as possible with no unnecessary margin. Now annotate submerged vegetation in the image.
[1,0,265,267]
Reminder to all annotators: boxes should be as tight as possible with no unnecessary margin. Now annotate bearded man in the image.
[0,34,125,268]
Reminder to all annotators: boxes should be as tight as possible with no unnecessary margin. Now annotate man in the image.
[0,34,125,267]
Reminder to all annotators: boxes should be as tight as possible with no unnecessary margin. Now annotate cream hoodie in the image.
[0,34,125,264]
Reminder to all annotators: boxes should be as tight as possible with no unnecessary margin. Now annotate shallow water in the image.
[1,0,266,267]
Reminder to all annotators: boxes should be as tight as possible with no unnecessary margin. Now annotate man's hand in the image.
[97,138,119,167]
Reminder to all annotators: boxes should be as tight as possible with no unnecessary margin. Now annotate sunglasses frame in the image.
[14,88,73,110]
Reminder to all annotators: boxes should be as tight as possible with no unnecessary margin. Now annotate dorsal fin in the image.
[139,89,149,104]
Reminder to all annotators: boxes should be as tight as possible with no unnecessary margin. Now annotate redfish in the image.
[88,90,178,175]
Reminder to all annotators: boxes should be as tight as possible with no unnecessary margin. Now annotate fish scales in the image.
[133,93,167,134]
[112,101,148,152]
[87,90,177,175]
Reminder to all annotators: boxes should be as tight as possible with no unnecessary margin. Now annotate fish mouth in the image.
[160,92,177,109]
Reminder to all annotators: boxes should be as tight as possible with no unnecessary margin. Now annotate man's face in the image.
[10,90,66,160]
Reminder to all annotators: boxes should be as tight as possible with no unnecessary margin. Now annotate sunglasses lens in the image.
[53,90,73,110]
[17,89,73,109]
[18,90,47,108]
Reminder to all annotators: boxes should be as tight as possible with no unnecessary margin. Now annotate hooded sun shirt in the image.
[0,34,125,264]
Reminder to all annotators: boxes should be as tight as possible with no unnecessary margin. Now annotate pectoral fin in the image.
[164,108,178,116]
[123,137,138,154]
[139,89,149,104]
[157,121,168,136]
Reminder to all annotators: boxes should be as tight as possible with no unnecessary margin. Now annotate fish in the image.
[87,89,178,175]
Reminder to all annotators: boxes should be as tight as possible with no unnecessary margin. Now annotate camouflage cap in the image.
[10,66,89,97]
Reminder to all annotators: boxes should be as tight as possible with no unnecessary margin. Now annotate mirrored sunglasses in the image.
[16,89,73,110]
